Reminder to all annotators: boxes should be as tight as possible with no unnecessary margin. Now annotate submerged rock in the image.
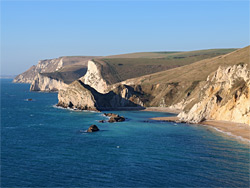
[99,120,105,123]
[87,125,99,132]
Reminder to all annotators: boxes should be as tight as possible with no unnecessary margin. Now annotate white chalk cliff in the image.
[14,56,94,92]
[58,81,97,111]
[13,58,65,83]
[30,74,68,92]
[58,80,144,111]
[178,64,250,125]
[80,60,109,93]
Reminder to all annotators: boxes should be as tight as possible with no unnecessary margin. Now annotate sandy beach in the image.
[150,116,250,142]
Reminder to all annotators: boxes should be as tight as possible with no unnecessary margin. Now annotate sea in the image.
[1,79,250,187]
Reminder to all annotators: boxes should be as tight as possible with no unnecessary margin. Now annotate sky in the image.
[1,0,249,75]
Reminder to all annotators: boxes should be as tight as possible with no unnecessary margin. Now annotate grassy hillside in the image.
[94,48,237,84]
[105,49,235,59]
[134,46,249,85]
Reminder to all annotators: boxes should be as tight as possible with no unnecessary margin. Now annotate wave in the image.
[200,124,250,144]
[24,99,36,101]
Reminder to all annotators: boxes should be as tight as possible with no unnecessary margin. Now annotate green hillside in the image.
[135,46,249,85]
[94,48,237,84]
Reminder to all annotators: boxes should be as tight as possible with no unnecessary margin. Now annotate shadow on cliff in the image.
[78,80,146,111]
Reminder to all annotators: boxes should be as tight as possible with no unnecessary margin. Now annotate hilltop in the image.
[91,48,237,84]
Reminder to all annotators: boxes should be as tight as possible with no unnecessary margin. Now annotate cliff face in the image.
[178,64,250,125]
[58,81,97,111]
[30,74,68,92]
[80,60,109,93]
[58,80,144,111]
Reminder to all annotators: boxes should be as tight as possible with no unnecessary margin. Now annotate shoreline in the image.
[54,103,250,143]
[150,116,250,143]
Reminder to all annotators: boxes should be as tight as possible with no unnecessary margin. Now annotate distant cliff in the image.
[13,57,65,83]
[14,56,95,91]
[30,74,68,92]
[13,65,37,83]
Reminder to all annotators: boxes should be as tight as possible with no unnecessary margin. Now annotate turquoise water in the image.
[1,79,250,187]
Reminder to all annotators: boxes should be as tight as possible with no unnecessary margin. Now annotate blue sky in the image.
[1,1,249,75]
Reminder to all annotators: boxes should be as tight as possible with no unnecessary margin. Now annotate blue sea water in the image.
[1,79,250,187]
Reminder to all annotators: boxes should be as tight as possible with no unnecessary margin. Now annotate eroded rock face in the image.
[80,60,109,94]
[58,81,97,111]
[30,74,68,92]
[178,64,250,125]
[57,81,144,111]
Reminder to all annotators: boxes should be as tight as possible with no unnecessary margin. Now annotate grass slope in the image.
[135,46,249,85]
[94,48,237,84]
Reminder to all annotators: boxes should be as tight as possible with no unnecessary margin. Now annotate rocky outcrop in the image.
[30,74,68,92]
[87,125,99,132]
[57,80,144,111]
[80,60,109,93]
[178,64,250,125]
[57,81,97,111]
[104,113,126,123]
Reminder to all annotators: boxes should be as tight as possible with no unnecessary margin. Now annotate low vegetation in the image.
[94,49,237,84]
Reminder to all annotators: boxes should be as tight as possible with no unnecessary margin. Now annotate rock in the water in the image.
[108,116,125,123]
[104,113,125,123]
[104,113,119,117]
[28,98,32,101]
[99,120,105,123]
[87,125,99,132]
